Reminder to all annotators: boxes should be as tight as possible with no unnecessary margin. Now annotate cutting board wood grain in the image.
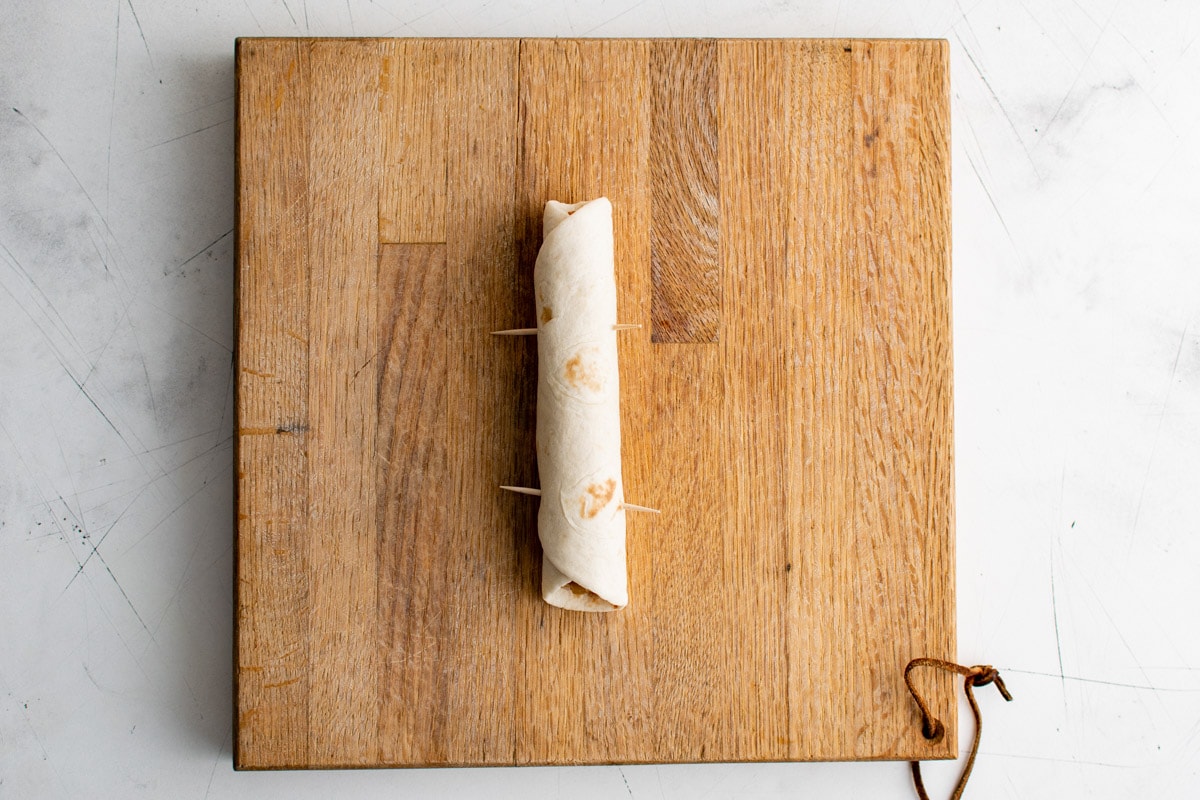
[235,37,955,770]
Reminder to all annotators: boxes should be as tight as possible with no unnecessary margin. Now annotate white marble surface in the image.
[2,0,1197,797]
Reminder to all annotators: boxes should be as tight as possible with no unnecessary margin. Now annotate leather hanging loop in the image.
[904,658,1013,800]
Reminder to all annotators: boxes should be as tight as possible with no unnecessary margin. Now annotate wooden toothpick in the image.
[492,323,641,335]
[500,486,660,514]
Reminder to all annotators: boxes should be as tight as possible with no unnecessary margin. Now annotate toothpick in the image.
[492,324,640,335]
[500,486,660,515]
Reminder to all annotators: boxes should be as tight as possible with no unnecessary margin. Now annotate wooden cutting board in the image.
[235,37,954,770]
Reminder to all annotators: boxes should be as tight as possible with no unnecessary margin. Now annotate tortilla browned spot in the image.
[578,477,616,519]
[563,352,603,392]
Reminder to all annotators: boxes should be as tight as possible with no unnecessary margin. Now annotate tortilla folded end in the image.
[541,556,627,612]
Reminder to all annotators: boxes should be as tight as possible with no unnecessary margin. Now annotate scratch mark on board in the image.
[0,265,170,486]
[184,93,237,115]
[125,0,154,66]
[352,349,381,382]
[77,300,135,388]
[1049,534,1068,713]
[658,0,674,36]
[71,431,220,513]
[365,0,403,23]
[582,0,651,35]
[148,301,232,352]
[70,367,134,453]
[95,547,151,634]
[141,118,234,152]
[55,498,156,653]
[51,426,87,533]
[0,239,88,360]
[981,750,1141,769]
[280,0,297,28]
[147,497,213,639]
[106,0,120,231]
[11,686,67,790]
[1000,667,1199,693]
[62,434,232,592]
[1035,3,1118,146]
[618,767,635,799]
[26,496,154,683]
[1128,323,1188,554]
[10,109,125,280]
[964,149,1018,254]
[953,29,1040,176]
[62,480,154,593]
[202,726,232,800]
[82,661,107,693]
[166,228,234,275]
[1064,548,1167,716]
[125,313,159,430]
[215,353,235,441]
[127,443,233,552]
[242,0,266,34]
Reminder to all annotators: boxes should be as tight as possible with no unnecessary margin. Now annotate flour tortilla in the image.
[535,198,627,612]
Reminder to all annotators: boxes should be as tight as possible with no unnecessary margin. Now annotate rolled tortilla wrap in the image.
[535,197,628,612]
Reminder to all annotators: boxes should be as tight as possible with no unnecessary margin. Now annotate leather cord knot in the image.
[966,666,1011,700]
[904,658,1013,800]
